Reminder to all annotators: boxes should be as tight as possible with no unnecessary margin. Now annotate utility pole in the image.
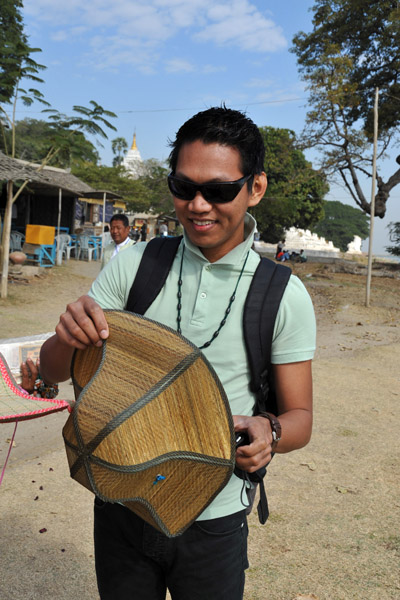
[366,87,379,307]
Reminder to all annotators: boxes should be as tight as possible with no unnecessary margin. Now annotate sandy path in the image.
[0,259,399,599]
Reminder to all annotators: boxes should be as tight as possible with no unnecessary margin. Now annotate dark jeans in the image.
[94,499,249,600]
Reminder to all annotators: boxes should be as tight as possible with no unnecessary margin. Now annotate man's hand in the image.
[40,295,109,384]
[20,358,39,394]
[233,415,273,473]
[56,295,109,350]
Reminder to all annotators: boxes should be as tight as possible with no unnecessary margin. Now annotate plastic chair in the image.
[10,231,25,252]
[65,235,77,259]
[76,236,95,261]
[55,234,69,261]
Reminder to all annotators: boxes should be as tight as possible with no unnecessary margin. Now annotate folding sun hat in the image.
[63,310,236,537]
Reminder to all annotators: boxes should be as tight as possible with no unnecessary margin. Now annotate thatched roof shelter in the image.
[0,151,124,236]
[0,151,95,196]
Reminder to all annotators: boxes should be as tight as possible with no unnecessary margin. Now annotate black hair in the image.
[110,214,129,228]
[168,106,265,179]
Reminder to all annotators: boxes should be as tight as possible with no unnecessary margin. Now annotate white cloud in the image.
[51,31,68,42]
[24,0,287,72]
[195,1,286,53]
[165,59,195,73]
[85,35,161,73]
[246,78,275,88]
[202,64,227,74]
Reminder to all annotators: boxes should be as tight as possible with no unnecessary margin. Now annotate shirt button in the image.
[200,292,207,299]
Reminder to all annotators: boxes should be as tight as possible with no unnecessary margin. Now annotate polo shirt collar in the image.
[116,236,131,250]
[183,213,256,266]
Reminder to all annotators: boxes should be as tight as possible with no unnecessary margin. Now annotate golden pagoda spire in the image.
[131,132,137,150]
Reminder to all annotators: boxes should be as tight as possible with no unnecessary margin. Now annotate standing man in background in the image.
[140,221,148,241]
[101,214,135,269]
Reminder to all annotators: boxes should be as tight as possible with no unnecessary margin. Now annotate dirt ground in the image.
[0,257,399,600]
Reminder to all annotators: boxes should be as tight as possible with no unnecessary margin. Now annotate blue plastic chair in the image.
[76,236,95,261]
[10,231,25,252]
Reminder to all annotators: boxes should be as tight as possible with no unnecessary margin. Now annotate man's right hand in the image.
[55,295,109,350]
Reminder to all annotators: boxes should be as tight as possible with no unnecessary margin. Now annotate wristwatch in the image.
[259,412,282,450]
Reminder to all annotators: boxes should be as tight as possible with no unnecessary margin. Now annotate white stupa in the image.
[122,133,143,179]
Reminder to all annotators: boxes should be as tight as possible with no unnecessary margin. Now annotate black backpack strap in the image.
[238,257,291,524]
[126,236,182,314]
[243,257,291,414]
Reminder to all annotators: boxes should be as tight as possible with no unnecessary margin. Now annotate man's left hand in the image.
[233,415,273,473]
[20,358,39,395]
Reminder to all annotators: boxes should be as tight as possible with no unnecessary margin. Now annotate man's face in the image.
[110,219,130,245]
[172,140,266,262]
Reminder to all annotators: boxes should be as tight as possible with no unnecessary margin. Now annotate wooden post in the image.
[56,187,62,265]
[1,181,14,299]
[366,88,379,307]
[101,191,106,262]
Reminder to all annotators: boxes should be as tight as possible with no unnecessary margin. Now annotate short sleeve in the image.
[271,274,316,364]
[88,243,147,309]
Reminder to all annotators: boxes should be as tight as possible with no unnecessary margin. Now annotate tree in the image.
[137,159,174,215]
[111,136,128,167]
[250,127,328,243]
[73,159,174,215]
[292,0,400,219]
[1,100,117,298]
[386,222,400,257]
[312,200,370,252]
[72,163,150,213]
[0,4,118,298]
[0,118,99,167]
[0,0,35,106]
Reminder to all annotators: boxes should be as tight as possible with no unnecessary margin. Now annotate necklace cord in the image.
[177,247,250,349]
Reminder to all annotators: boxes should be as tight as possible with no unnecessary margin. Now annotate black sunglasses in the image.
[167,172,253,203]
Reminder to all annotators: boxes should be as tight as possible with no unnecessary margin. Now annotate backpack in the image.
[125,236,291,524]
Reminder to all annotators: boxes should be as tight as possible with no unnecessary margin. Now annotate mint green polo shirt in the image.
[89,214,316,520]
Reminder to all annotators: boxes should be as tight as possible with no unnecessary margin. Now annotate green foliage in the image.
[250,127,328,243]
[72,159,174,215]
[72,163,150,213]
[292,0,400,219]
[111,137,128,167]
[137,159,174,215]
[0,0,48,123]
[0,118,99,167]
[36,102,117,167]
[0,0,45,105]
[0,4,117,299]
[386,222,400,257]
[292,0,400,137]
[312,200,370,252]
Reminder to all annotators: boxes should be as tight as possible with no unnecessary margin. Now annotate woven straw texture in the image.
[0,352,70,423]
[64,310,235,537]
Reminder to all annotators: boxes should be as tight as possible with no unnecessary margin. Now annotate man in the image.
[40,107,315,600]
[140,221,147,241]
[101,214,135,268]
[159,222,168,237]
[299,248,308,263]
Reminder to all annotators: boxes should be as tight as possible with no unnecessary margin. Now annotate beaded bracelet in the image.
[34,378,59,399]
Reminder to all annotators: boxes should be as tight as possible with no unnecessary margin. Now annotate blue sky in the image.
[17,0,400,255]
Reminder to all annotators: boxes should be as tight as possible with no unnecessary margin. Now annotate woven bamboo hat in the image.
[63,310,235,537]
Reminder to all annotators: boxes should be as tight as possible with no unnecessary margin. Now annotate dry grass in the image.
[1,259,400,599]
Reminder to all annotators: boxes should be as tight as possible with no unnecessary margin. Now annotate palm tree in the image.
[111,136,128,166]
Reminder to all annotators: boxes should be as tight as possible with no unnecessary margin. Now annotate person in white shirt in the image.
[101,214,135,269]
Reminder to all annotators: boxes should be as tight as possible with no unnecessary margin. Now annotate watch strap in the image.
[259,412,281,449]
